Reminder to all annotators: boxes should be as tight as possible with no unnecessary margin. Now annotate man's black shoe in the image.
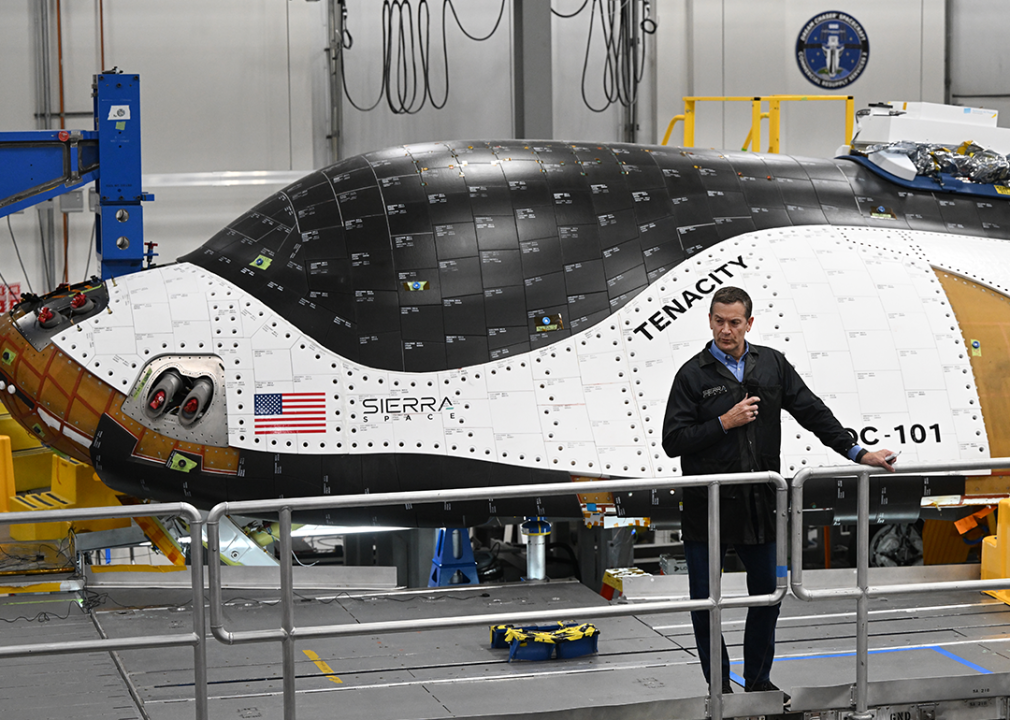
[721,679,734,694]
[745,679,790,705]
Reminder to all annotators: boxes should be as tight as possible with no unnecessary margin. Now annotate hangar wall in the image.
[0,0,1002,299]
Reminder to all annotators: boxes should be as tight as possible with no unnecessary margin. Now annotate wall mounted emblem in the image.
[796,11,869,89]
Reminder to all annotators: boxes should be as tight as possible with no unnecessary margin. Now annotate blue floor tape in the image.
[728,645,991,676]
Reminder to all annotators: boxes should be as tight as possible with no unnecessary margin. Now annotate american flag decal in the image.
[254,392,327,434]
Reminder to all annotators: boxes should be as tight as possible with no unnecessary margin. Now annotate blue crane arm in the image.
[0,72,153,280]
[0,130,101,218]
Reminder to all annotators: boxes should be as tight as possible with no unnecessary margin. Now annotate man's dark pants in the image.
[684,540,780,688]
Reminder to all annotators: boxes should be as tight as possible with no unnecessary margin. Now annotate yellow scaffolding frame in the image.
[661,95,855,154]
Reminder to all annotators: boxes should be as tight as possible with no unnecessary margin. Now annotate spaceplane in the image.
[1,127,1008,527]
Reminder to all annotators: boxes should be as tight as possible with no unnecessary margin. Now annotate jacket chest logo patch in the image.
[702,385,728,399]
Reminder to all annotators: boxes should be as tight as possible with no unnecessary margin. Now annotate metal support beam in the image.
[512,0,552,140]
[93,72,152,279]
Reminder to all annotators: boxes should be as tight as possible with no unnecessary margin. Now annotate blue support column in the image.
[428,528,479,587]
[93,72,153,279]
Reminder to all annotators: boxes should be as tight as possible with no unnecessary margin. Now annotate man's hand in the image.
[860,448,897,473]
[721,395,760,430]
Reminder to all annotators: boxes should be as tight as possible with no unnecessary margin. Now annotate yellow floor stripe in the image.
[302,649,343,684]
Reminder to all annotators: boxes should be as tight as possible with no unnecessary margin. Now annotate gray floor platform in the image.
[1,568,1009,719]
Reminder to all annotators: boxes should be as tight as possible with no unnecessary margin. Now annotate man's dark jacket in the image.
[663,342,857,544]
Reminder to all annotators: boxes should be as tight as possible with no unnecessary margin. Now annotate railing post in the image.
[768,98,781,154]
[750,97,762,152]
[684,99,696,147]
[708,480,723,720]
[854,469,871,719]
[189,512,208,720]
[845,95,855,145]
[280,506,297,720]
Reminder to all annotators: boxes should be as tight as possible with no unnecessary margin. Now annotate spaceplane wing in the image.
[1,138,1008,526]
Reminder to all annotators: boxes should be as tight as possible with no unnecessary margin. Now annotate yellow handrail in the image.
[661,94,855,154]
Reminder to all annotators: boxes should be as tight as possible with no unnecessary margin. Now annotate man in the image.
[662,286,895,698]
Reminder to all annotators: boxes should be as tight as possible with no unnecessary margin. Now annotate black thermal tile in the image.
[638,215,679,249]
[402,340,447,372]
[622,160,666,191]
[246,192,295,226]
[434,223,478,259]
[812,179,862,213]
[739,175,783,207]
[396,270,441,306]
[569,306,612,333]
[775,177,820,208]
[661,163,708,197]
[514,205,558,242]
[489,339,532,360]
[606,264,648,299]
[289,180,337,212]
[590,180,635,214]
[579,156,627,187]
[480,250,524,288]
[504,170,553,207]
[519,236,563,278]
[783,205,829,227]
[715,215,759,240]
[563,258,606,296]
[483,285,528,327]
[559,224,603,264]
[596,208,639,247]
[349,251,396,290]
[337,185,386,220]
[487,325,527,351]
[231,212,287,242]
[974,199,1009,235]
[475,215,520,250]
[706,189,753,219]
[368,155,417,180]
[427,191,474,225]
[199,227,245,255]
[695,159,742,194]
[524,271,567,310]
[420,166,468,196]
[379,175,428,204]
[229,453,277,502]
[602,237,642,278]
[386,201,433,236]
[343,215,391,254]
[354,290,400,329]
[307,288,354,321]
[678,223,722,256]
[631,189,676,225]
[439,256,483,297]
[467,183,512,217]
[326,166,376,196]
[567,290,610,318]
[301,227,347,260]
[552,190,598,225]
[357,331,402,370]
[392,233,437,270]
[749,207,794,230]
[445,334,489,368]
[762,153,810,180]
[451,144,499,163]
[292,298,339,346]
[937,197,986,236]
[443,293,487,336]
[798,158,849,182]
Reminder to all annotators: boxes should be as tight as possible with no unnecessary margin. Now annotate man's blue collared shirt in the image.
[709,340,747,383]
[708,339,862,460]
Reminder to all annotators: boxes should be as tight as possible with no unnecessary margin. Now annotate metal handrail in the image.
[661,94,855,153]
[791,458,1010,720]
[0,502,207,720]
[206,471,789,720]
